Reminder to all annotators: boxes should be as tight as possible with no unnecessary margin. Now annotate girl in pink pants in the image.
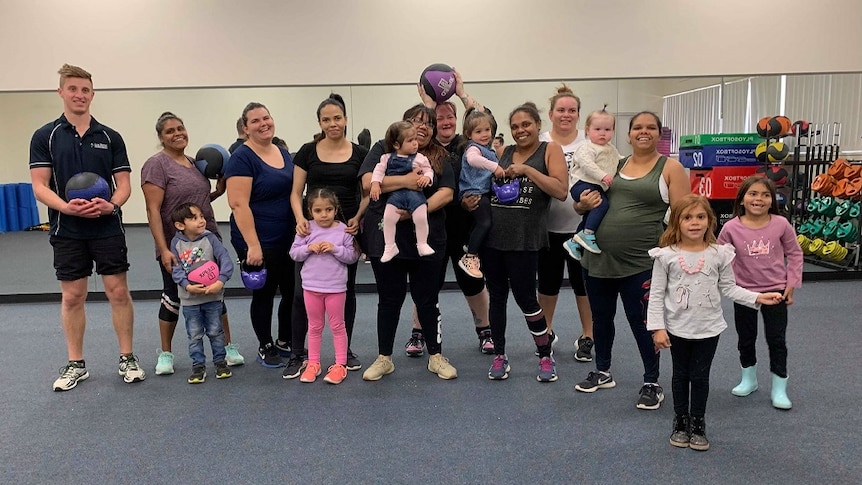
[289,188,360,384]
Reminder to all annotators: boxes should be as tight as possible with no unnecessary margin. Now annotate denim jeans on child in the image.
[183,299,227,366]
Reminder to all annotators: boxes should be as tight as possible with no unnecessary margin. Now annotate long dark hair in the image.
[401,104,447,176]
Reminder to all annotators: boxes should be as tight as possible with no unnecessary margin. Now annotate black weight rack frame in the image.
[786,122,862,270]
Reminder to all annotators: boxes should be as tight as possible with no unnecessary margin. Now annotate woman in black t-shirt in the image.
[358,104,458,382]
[283,94,369,379]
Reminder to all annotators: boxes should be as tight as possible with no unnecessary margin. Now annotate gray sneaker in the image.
[537,356,558,382]
[53,361,89,391]
[488,355,510,380]
[119,354,146,383]
[574,371,616,393]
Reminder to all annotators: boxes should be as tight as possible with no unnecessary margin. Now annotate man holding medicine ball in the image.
[29,63,145,392]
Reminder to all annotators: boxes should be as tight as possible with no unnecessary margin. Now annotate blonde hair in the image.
[659,194,717,247]
[584,104,615,130]
[548,83,581,112]
[58,64,92,88]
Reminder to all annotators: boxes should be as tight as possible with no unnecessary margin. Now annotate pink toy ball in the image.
[419,63,457,104]
[187,260,220,286]
[65,172,110,201]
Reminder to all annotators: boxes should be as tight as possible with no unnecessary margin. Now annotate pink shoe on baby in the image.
[381,244,400,263]
[416,243,435,257]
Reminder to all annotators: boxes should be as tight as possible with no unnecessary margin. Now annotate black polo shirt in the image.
[29,114,131,239]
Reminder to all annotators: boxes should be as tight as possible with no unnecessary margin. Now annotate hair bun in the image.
[329,93,345,106]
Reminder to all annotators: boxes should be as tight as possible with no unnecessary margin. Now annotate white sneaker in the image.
[53,362,89,391]
[119,355,147,383]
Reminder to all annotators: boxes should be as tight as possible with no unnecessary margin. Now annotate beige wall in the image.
[4,0,862,223]
[2,0,862,91]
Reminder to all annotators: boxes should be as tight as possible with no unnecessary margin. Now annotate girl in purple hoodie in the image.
[289,188,360,384]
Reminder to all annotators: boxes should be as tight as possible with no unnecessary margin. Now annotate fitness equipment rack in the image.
[789,122,862,270]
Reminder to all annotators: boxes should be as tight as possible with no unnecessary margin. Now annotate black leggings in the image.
[465,195,492,255]
[481,248,547,356]
[370,255,445,356]
[291,261,358,353]
[669,333,720,417]
[443,204,485,297]
[235,247,294,348]
[537,231,586,296]
[733,296,788,377]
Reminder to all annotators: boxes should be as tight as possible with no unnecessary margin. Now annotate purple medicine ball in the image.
[65,172,110,201]
[420,63,456,104]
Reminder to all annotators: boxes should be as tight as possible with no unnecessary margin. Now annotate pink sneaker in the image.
[323,364,348,385]
[299,361,321,383]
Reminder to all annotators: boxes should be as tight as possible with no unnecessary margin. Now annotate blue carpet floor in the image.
[2,281,861,484]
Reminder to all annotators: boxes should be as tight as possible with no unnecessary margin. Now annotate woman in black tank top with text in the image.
[483,103,568,382]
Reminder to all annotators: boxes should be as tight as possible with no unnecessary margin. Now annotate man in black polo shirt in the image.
[29,64,146,391]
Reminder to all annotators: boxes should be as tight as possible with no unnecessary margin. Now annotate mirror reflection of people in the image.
[30,64,145,391]
[228,117,246,154]
[574,111,689,413]
[492,133,505,155]
[225,102,297,370]
[141,111,244,377]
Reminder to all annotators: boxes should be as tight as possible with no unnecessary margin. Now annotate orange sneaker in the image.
[323,364,348,385]
[299,361,321,383]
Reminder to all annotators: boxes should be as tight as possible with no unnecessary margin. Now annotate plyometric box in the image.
[690,166,759,200]
[680,144,760,168]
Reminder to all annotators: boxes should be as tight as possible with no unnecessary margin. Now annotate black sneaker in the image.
[214,360,232,379]
[274,340,292,358]
[257,343,285,368]
[346,349,362,371]
[282,355,307,379]
[636,383,665,410]
[574,371,616,393]
[574,335,594,362]
[188,365,206,384]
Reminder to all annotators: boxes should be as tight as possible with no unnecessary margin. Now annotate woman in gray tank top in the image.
[483,103,568,383]
[573,112,690,410]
